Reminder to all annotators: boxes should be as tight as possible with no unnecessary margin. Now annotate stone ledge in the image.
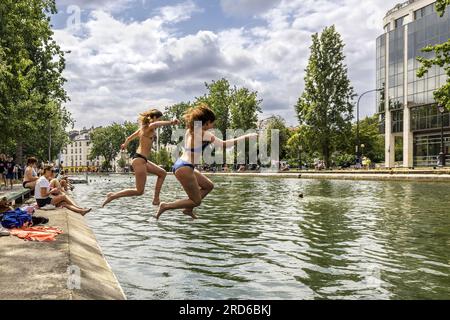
[0,208,126,300]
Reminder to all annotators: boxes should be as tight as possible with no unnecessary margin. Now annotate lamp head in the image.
[438,105,445,114]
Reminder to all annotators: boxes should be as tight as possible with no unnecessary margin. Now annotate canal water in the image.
[72,175,450,300]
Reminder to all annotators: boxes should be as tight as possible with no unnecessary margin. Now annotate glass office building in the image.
[377,0,450,167]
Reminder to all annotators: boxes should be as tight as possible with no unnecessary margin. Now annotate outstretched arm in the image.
[149,119,179,130]
[121,129,140,150]
[206,131,258,149]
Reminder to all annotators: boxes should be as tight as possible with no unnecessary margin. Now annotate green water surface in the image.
[73,175,450,300]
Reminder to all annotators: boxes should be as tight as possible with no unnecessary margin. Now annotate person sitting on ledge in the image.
[54,169,71,192]
[22,157,39,190]
[35,165,91,216]
[50,174,66,195]
[62,169,74,190]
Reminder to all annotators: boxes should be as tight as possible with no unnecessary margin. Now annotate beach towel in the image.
[9,226,63,242]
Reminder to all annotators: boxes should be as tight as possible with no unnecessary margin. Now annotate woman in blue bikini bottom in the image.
[156,103,257,220]
[172,159,194,173]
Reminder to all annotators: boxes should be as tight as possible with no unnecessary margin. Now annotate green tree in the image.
[148,148,173,171]
[417,1,450,109]
[286,125,318,167]
[265,116,292,160]
[196,79,231,136]
[295,26,355,168]
[229,87,262,130]
[194,79,262,134]
[436,0,450,14]
[159,102,191,146]
[195,79,262,165]
[123,121,139,154]
[350,115,384,163]
[117,157,126,171]
[89,124,125,171]
[0,0,71,163]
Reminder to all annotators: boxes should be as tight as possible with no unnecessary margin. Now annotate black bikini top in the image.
[188,141,212,153]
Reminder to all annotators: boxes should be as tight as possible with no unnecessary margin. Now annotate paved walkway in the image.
[0,208,126,300]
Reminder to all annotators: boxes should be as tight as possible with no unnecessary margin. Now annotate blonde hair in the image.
[139,109,163,126]
[183,103,216,131]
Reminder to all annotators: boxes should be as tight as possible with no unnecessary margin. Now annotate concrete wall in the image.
[0,209,126,300]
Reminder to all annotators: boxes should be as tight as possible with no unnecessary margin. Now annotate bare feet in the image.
[102,193,114,208]
[81,208,92,216]
[155,202,169,220]
[182,209,198,219]
[152,198,160,206]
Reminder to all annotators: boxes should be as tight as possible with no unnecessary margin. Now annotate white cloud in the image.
[220,0,281,17]
[155,0,203,24]
[57,0,133,12]
[55,0,398,128]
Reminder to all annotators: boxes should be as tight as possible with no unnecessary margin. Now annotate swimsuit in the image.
[132,132,155,162]
[188,141,212,153]
[172,159,195,173]
[132,153,148,162]
[23,168,38,188]
[172,141,212,173]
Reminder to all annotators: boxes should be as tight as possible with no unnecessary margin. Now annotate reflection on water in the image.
[72,175,450,300]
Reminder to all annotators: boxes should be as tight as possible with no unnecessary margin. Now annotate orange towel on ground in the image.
[9,226,63,242]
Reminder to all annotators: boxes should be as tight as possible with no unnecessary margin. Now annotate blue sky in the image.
[51,0,398,129]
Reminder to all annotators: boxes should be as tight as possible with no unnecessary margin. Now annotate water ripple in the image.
[70,175,450,299]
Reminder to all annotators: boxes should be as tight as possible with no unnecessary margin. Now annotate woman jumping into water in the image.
[156,103,257,220]
[102,109,179,207]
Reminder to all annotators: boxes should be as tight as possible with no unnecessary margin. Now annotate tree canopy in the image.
[295,26,355,168]
[195,78,262,136]
[0,0,72,163]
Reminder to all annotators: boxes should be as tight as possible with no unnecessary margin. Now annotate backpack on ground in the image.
[1,208,32,229]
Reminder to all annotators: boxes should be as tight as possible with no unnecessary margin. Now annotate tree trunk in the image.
[15,139,24,165]
[323,145,330,169]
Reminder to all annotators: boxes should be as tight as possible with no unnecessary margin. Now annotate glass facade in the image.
[377,1,450,167]
[392,110,404,133]
[376,34,386,113]
[388,27,405,110]
[411,105,450,131]
[414,134,450,166]
[395,15,408,28]
[407,9,449,107]
[414,3,436,20]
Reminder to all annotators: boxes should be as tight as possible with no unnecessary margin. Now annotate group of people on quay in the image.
[1,156,90,215]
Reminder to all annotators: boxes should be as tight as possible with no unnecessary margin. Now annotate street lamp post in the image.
[356,89,382,166]
[438,105,446,167]
[86,161,89,184]
[298,145,303,171]
[48,118,52,163]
